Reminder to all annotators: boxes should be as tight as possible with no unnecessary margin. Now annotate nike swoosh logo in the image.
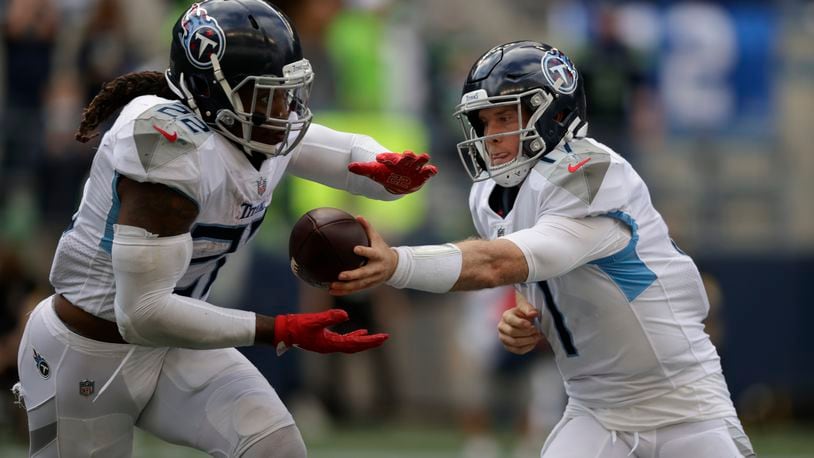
[153,124,178,143]
[567,157,591,173]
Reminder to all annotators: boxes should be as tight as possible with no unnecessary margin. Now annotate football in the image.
[289,207,370,288]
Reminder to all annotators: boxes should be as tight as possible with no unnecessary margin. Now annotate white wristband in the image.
[386,244,463,293]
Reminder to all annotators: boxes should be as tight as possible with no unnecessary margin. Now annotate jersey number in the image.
[538,281,578,357]
[175,218,264,298]
[156,104,210,133]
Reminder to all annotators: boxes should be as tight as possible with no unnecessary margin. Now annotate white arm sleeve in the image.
[386,244,463,293]
[111,225,256,348]
[501,215,631,283]
[287,123,399,201]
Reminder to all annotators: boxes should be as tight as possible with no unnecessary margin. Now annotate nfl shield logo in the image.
[79,380,95,397]
[256,177,268,195]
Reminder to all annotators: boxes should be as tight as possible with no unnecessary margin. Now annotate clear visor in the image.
[453,88,551,183]
[215,58,315,157]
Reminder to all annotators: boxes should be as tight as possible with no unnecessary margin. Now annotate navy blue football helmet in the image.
[166,0,313,156]
[453,41,588,186]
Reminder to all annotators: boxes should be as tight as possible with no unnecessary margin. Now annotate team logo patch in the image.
[541,50,578,95]
[32,349,50,379]
[256,177,268,195]
[79,380,95,397]
[180,3,226,69]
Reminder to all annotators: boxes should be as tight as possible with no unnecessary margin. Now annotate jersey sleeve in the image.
[501,214,631,282]
[468,182,490,239]
[109,97,211,205]
[286,123,399,201]
[536,147,636,221]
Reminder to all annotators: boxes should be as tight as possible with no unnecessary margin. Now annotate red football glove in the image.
[348,151,438,194]
[272,309,388,354]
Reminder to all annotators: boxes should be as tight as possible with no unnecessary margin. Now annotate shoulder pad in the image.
[542,149,612,205]
[132,102,211,173]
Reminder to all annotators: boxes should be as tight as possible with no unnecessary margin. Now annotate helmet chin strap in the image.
[209,55,255,155]
[165,69,202,118]
[493,163,530,187]
[558,116,588,147]
[489,101,547,187]
[211,54,297,158]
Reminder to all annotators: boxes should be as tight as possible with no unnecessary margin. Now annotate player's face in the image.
[478,106,525,166]
[236,83,291,145]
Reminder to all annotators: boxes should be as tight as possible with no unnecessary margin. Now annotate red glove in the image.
[272,309,388,354]
[348,151,438,194]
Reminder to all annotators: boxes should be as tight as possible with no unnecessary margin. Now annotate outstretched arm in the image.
[114,177,387,352]
[330,214,630,296]
[329,217,528,296]
[287,124,437,199]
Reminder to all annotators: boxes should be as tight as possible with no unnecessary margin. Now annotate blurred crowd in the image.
[2,0,813,455]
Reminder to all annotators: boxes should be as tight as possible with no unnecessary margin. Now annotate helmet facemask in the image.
[454,88,553,187]
[214,57,314,157]
[170,55,314,157]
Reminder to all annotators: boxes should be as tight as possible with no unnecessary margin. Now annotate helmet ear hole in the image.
[472,145,488,171]
[188,74,211,98]
[466,112,485,136]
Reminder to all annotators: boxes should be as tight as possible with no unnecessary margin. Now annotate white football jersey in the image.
[50,96,289,320]
[49,95,392,321]
[470,138,725,410]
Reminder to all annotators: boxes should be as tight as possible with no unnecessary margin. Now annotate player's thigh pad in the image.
[17,297,167,458]
[724,416,757,457]
[137,347,295,458]
[540,415,632,458]
[240,424,306,458]
[657,418,752,458]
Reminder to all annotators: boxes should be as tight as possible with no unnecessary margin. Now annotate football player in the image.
[331,41,755,457]
[13,1,436,457]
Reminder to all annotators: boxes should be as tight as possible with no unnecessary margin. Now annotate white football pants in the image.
[541,413,755,458]
[16,296,298,457]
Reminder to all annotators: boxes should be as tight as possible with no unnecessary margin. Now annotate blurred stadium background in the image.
[1,0,813,456]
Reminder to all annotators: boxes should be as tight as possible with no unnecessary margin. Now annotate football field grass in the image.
[2,422,813,457]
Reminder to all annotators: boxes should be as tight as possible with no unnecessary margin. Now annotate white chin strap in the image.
[490,114,589,187]
[165,69,201,116]
[210,54,257,156]
[493,163,533,187]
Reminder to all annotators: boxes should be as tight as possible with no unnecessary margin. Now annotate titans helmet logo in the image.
[180,3,226,69]
[541,50,578,95]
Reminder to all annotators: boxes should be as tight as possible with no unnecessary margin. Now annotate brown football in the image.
[289,207,370,288]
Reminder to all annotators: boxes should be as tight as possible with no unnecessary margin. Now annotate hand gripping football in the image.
[289,207,370,288]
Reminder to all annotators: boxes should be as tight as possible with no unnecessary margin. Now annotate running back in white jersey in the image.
[470,137,722,408]
[50,95,291,321]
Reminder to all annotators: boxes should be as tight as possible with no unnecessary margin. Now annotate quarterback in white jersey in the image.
[14,2,437,457]
[331,41,754,457]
